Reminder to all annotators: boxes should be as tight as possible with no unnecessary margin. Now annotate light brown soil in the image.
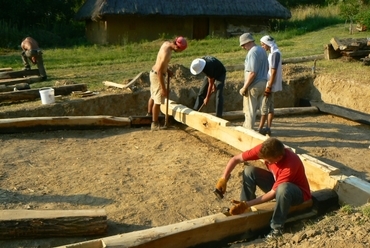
[0,64,370,248]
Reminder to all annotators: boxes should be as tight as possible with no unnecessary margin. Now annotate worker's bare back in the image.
[152,41,173,74]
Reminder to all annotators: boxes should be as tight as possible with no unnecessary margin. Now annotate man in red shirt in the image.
[215,137,311,240]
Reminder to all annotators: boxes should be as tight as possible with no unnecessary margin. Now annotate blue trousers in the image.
[193,75,225,118]
[241,166,304,230]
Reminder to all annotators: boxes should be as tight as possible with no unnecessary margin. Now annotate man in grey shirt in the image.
[239,33,268,129]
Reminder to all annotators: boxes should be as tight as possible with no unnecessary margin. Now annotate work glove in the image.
[264,87,272,97]
[229,200,250,215]
[239,87,247,97]
[215,177,227,195]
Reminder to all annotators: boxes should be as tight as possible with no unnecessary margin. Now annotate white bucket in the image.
[39,87,55,104]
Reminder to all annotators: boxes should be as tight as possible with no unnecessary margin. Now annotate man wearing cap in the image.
[190,56,226,118]
[21,37,47,81]
[147,36,187,130]
[257,35,283,136]
[239,33,268,130]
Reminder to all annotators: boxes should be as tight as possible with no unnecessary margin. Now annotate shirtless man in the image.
[147,36,187,130]
[21,37,47,81]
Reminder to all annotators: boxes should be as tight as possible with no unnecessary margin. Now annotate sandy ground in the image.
[0,112,370,248]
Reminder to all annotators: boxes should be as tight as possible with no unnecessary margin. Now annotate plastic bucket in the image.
[39,87,55,104]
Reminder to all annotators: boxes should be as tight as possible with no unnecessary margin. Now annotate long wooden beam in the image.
[56,198,319,248]
[0,209,107,239]
[0,76,43,86]
[57,189,341,248]
[160,100,267,151]
[0,116,132,133]
[0,69,40,79]
[310,100,370,125]
[0,67,12,72]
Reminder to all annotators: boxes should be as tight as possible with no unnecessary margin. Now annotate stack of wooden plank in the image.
[0,67,88,104]
[325,37,370,60]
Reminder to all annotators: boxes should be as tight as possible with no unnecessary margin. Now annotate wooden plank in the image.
[0,76,43,86]
[336,176,370,206]
[310,100,370,125]
[160,100,266,151]
[324,43,341,60]
[341,49,370,57]
[56,199,319,248]
[0,69,40,79]
[58,190,338,248]
[0,116,132,134]
[0,209,107,239]
[330,37,370,51]
[298,154,340,191]
[103,72,143,89]
[0,67,12,72]
[0,83,87,103]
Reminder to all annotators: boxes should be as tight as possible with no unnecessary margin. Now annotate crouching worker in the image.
[21,37,47,81]
[215,137,311,240]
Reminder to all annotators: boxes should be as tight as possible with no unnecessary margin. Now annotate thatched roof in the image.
[75,0,291,21]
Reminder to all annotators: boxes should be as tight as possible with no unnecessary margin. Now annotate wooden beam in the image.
[0,116,132,134]
[330,37,370,51]
[310,100,370,125]
[298,154,340,191]
[103,72,143,89]
[57,190,338,248]
[0,83,30,93]
[0,76,43,86]
[0,69,40,79]
[0,209,107,239]
[341,49,370,58]
[0,83,87,103]
[0,67,12,72]
[335,176,370,206]
[160,100,266,151]
[324,43,341,60]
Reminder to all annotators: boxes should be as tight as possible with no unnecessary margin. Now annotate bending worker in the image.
[21,37,47,81]
[190,56,226,118]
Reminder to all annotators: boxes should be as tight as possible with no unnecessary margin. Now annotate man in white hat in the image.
[257,35,283,136]
[239,33,268,130]
[147,36,188,130]
[190,56,226,118]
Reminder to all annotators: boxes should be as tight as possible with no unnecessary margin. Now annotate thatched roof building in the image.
[75,0,291,45]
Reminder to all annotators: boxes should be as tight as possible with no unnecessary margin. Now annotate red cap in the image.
[175,36,187,50]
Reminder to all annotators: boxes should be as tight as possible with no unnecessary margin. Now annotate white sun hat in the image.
[190,58,206,75]
[260,35,276,47]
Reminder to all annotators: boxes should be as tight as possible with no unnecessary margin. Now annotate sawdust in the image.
[0,64,370,248]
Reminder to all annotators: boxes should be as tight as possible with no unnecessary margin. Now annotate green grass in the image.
[1,5,369,91]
